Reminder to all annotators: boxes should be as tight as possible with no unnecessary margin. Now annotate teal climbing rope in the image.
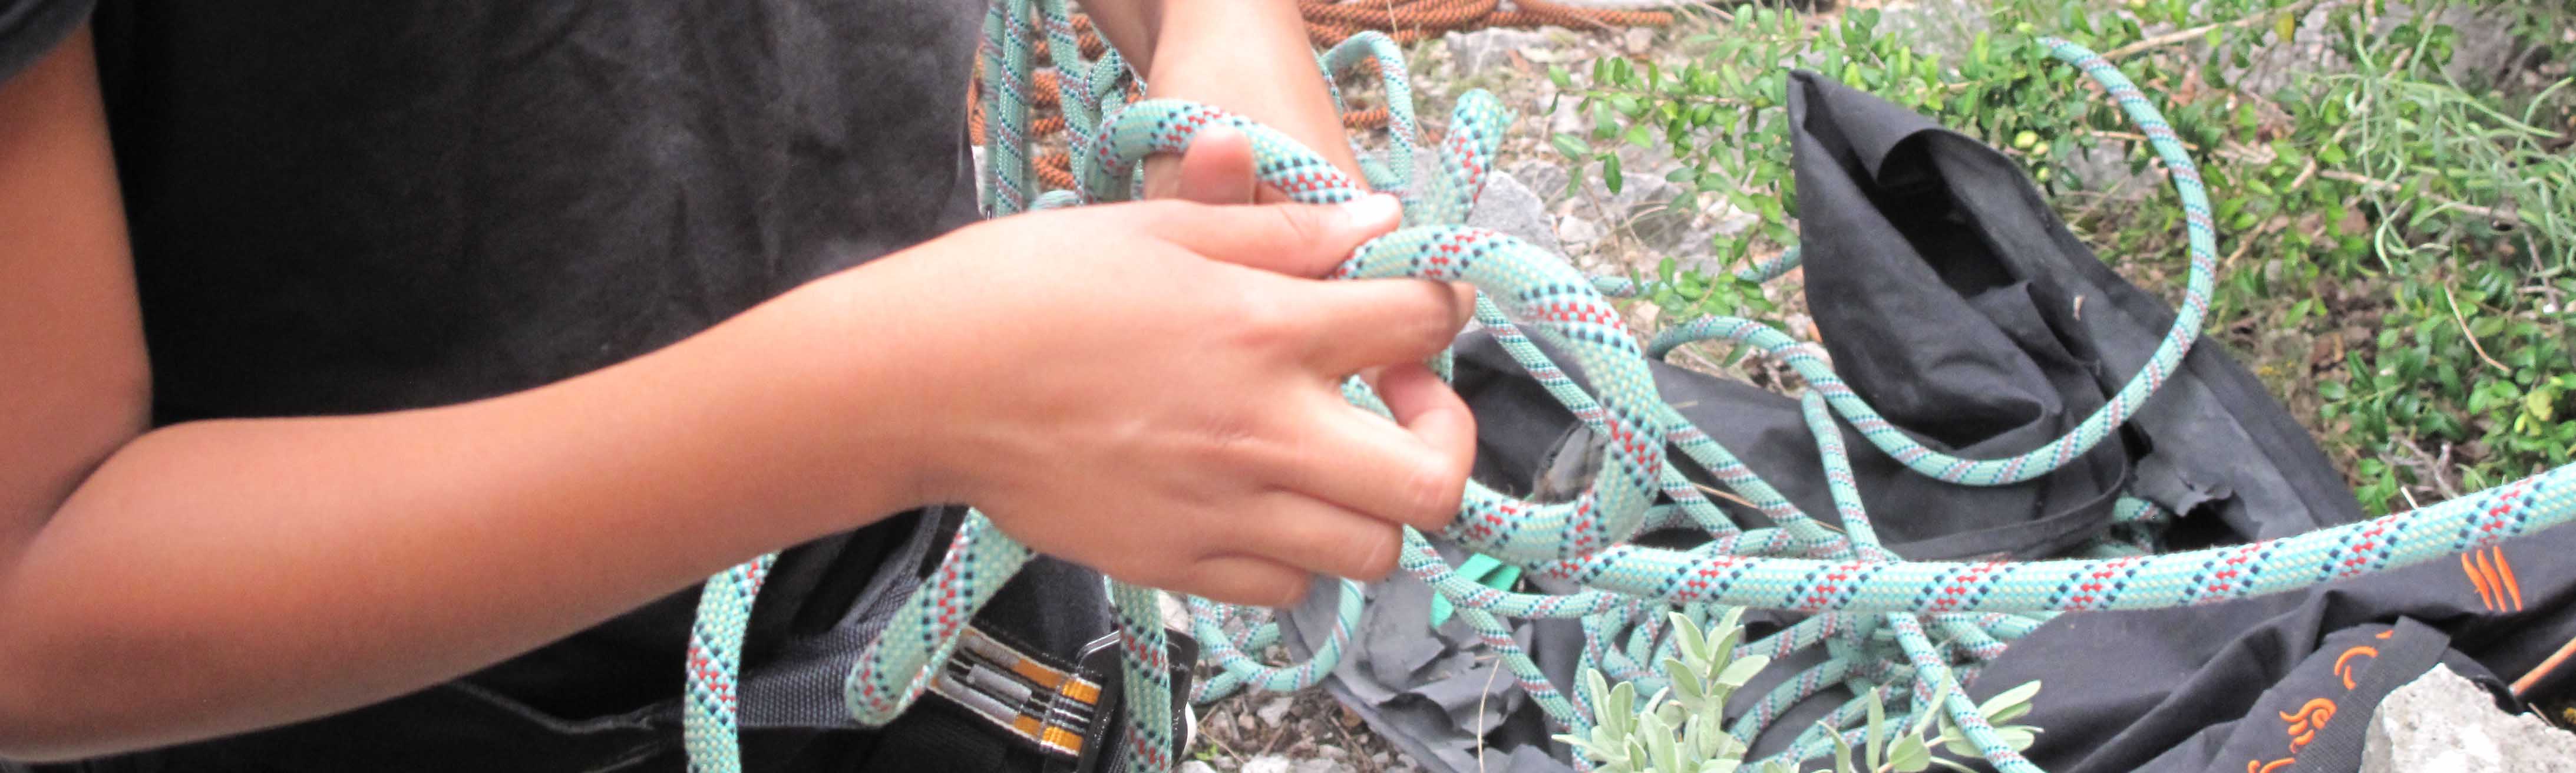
[679,4,2576,772]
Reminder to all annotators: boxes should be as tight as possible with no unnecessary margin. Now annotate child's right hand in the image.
[819,196,1475,607]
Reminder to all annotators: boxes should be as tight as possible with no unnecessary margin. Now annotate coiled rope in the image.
[682,4,2576,772]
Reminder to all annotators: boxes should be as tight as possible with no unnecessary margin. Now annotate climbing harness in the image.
[684,3,2576,772]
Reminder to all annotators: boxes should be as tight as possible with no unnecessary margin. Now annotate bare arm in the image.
[0,27,953,759]
[1083,0,1369,189]
[0,19,1461,764]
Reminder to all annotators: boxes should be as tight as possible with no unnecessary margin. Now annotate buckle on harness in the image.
[922,622,1197,773]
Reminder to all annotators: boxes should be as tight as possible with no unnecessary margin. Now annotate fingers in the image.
[1292,278,1471,375]
[1234,493,1406,582]
[1145,194,1402,278]
[1180,555,1318,607]
[1167,127,1259,204]
[1372,364,1476,533]
[1272,387,1468,533]
[1139,493,1410,607]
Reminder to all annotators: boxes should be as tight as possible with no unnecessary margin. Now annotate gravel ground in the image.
[1184,686,1425,773]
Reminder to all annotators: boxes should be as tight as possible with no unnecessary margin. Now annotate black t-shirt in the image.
[1,0,985,765]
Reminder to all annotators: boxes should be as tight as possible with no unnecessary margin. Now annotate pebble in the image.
[1467,170,1566,255]
[1442,28,1553,72]
[1238,755,1359,773]
[1256,696,1296,726]
[1243,755,1295,773]
[1557,213,1605,245]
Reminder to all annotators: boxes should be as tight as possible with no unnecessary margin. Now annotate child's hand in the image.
[848,194,1471,607]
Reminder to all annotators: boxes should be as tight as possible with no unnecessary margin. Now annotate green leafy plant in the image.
[1548,0,2574,513]
[1642,255,1779,323]
[1557,610,2043,773]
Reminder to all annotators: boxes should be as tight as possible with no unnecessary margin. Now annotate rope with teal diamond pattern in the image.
[676,8,2576,772]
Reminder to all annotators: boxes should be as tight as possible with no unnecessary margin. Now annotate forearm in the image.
[1084,0,1366,179]
[0,265,941,759]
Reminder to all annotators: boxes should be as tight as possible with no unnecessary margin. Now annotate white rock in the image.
[1509,161,1570,205]
[1241,757,1355,773]
[1295,758,1357,773]
[1547,93,1588,136]
[1242,755,1296,773]
[1468,170,1565,255]
[1557,213,1605,246]
[1256,696,1295,726]
[2362,665,2576,772]
[1621,28,1654,54]
[1178,762,1219,773]
[1442,28,1553,73]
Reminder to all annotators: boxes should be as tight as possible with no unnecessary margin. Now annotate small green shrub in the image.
[1559,610,2043,773]
[1551,0,2574,513]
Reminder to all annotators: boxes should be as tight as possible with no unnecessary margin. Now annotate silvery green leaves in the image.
[1555,608,2045,773]
[1925,680,2045,768]
[1666,609,1765,722]
[1810,679,2040,773]
[1554,609,1767,773]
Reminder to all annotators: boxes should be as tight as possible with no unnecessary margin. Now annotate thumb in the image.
[1144,126,1259,204]
[1145,194,1403,278]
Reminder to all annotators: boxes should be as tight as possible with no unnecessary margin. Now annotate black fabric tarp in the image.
[1976,524,2576,773]
[1286,71,2574,773]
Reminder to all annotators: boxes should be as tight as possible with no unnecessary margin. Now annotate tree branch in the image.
[2101,0,2328,62]
[2314,169,2521,227]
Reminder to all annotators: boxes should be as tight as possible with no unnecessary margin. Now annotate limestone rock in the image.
[1468,170,1566,255]
[1621,28,1654,55]
[1243,755,1294,773]
[1240,755,1358,773]
[1508,161,1569,206]
[2362,665,2576,772]
[1256,696,1296,726]
[1556,214,1605,246]
[1442,28,1553,74]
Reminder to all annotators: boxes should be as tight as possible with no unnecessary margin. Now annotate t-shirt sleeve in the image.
[0,0,93,84]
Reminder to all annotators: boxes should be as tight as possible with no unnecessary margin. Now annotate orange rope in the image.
[1299,0,1500,29]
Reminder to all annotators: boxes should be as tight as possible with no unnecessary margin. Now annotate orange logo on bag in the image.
[2462,546,2524,612]
[2279,698,2336,752]
[2333,646,2377,690]
[2244,636,2398,771]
